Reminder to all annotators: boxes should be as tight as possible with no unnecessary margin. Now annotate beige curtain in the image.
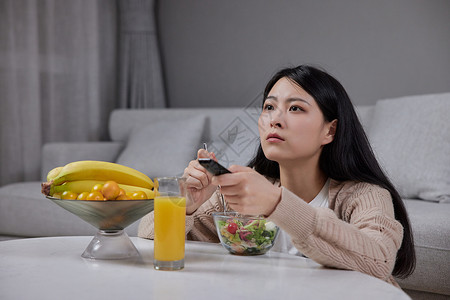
[0,0,118,185]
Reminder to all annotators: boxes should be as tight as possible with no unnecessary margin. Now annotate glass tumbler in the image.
[153,177,187,270]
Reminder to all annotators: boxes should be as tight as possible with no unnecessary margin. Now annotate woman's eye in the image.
[289,105,303,112]
[263,104,274,111]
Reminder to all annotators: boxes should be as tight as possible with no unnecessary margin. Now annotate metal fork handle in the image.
[217,186,226,212]
[204,142,226,212]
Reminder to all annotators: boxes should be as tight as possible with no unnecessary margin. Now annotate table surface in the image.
[0,236,410,300]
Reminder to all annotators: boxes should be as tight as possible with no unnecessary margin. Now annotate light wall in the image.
[156,0,450,108]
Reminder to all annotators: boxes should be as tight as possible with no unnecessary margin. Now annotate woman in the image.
[138,65,415,286]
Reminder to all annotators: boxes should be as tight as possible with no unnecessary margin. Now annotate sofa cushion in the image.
[116,115,207,179]
[368,93,450,202]
[41,142,124,182]
[397,200,450,295]
[206,114,260,168]
[109,108,249,145]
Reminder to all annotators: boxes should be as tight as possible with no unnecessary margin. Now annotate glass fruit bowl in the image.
[212,212,279,255]
[47,196,154,259]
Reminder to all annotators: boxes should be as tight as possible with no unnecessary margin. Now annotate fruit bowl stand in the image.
[47,196,154,259]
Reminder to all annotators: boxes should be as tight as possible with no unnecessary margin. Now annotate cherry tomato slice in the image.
[227,222,238,234]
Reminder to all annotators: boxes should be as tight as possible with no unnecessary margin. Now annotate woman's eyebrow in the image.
[265,96,277,101]
[287,97,311,106]
[265,96,311,106]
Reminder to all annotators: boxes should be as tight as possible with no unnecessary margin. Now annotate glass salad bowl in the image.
[47,196,154,259]
[212,212,279,255]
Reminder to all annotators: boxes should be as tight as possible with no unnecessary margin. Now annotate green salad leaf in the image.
[216,216,278,255]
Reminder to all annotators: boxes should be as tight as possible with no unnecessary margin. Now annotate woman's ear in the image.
[329,119,337,136]
[323,119,337,145]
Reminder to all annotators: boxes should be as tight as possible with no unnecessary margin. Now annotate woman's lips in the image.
[266,133,284,142]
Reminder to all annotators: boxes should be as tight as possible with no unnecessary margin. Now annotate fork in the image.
[203,143,227,213]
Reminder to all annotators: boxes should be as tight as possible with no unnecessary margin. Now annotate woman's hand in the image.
[183,149,219,214]
[211,165,282,216]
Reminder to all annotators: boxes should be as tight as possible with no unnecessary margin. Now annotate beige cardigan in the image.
[138,179,403,287]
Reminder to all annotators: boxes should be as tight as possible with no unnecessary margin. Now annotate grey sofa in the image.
[0,93,449,299]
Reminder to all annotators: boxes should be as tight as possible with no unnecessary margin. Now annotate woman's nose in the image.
[270,119,282,128]
[269,111,283,128]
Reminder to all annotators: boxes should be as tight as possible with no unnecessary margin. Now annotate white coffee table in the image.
[0,236,410,300]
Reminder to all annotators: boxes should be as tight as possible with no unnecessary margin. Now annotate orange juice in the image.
[154,196,186,261]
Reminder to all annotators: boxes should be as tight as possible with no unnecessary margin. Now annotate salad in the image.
[215,215,279,255]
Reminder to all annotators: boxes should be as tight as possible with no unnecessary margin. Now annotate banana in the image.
[47,166,63,182]
[49,180,155,199]
[50,161,153,189]
[50,180,100,195]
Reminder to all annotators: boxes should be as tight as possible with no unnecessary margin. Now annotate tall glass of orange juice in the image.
[154,177,187,270]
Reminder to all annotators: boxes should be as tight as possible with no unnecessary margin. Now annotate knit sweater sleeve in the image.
[137,192,223,243]
[268,182,403,284]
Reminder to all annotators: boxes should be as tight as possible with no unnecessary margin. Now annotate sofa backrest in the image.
[355,105,375,133]
[109,107,262,167]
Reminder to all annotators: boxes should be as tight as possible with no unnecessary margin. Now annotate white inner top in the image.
[270,178,331,256]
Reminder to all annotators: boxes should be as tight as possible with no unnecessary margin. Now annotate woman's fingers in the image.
[197,149,211,159]
[184,148,219,190]
[211,168,246,187]
[185,163,210,189]
[185,174,203,190]
[211,166,282,216]
[217,182,243,197]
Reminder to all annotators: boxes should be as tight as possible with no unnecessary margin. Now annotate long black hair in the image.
[248,65,415,278]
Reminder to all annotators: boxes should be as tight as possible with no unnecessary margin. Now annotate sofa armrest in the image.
[41,142,124,181]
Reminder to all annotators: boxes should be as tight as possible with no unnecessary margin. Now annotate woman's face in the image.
[258,77,335,164]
